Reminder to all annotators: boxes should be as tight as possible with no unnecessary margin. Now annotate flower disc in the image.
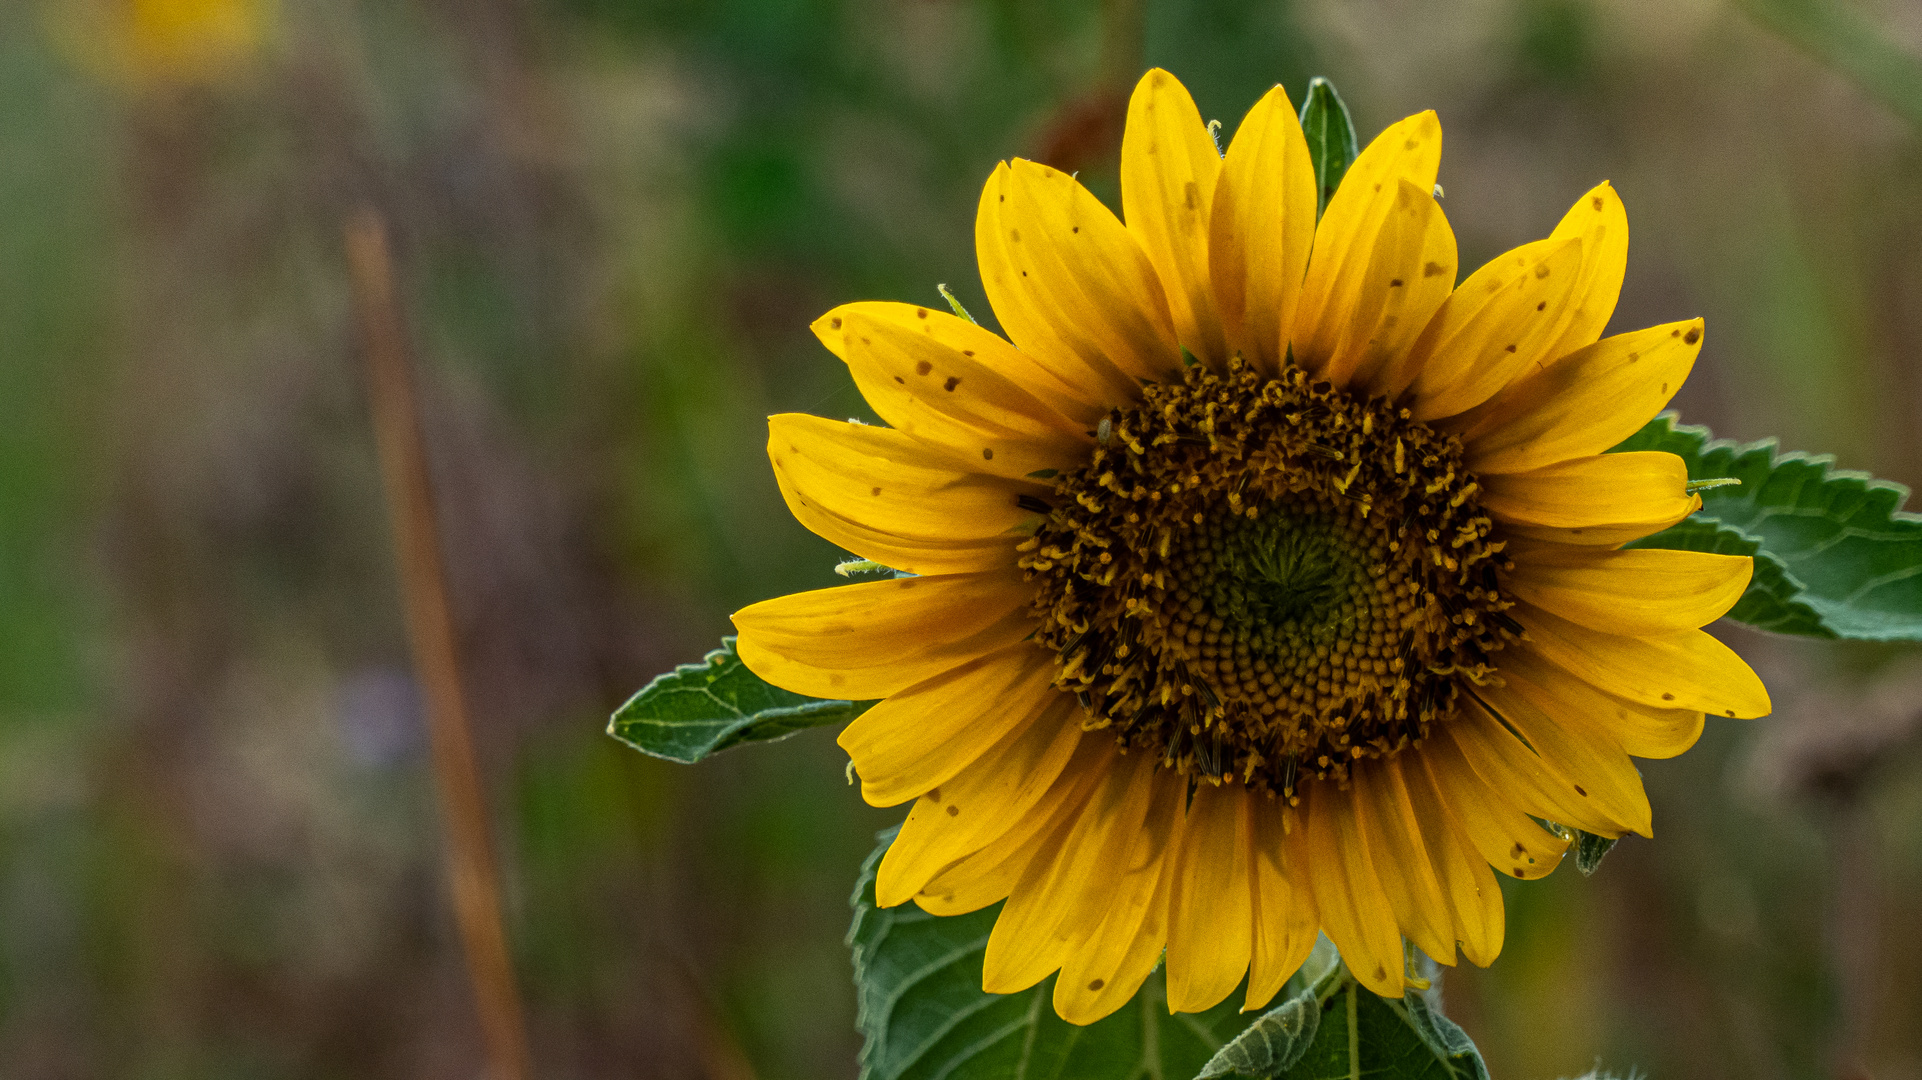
[1023,358,1516,794]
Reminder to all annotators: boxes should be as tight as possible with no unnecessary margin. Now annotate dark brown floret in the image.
[1018,356,1516,799]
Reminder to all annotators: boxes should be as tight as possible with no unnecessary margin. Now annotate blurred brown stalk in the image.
[344,209,533,1080]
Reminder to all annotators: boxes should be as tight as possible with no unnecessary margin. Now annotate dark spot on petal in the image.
[916,308,928,319]
[1072,226,1080,233]
[927,787,940,801]
[1088,979,1105,991]
[1389,278,1404,288]
[1534,264,1551,279]
[1505,344,1518,353]
[946,805,959,817]
[944,376,961,391]
[1683,327,1701,345]
[1373,182,1382,192]
[983,448,994,460]
[1574,785,1588,796]
[830,317,842,329]
[894,376,905,384]
[963,350,975,356]
[915,360,933,376]
[1404,138,1419,150]
[1423,261,1446,277]
[1536,301,1547,311]
[1592,196,1604,211]
[1009,228,1021,243]
[871,487,881,496]
[1627,352,1640,362]
[1671,328,1681,337]
[1374,965,1388,982]
[1725,709,1736,717]
[1511,842,1526,857]
[1661,692,1675,701]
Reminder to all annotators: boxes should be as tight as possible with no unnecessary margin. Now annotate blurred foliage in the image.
[0,0,1914,1078]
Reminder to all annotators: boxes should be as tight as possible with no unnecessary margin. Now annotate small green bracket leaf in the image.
[1616,413,1922,641]
[849,832,1492,1080]
[607,637,874,764]
[1572,831,1619,876]
[1298,77,1358,220]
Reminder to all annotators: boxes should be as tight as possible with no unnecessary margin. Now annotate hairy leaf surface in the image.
[608,637,873,763]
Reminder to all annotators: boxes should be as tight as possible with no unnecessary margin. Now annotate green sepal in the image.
[606,637,874,764]
[1298,77,1358,220]
[849,831,1492,1080]
[1572,830,1619,876]
[1615,412,1922,641]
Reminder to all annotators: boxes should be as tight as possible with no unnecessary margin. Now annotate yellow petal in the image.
[1165,783,1254,1013]
[1394,756,1504,966]
[1403,237,1586,420]
[1504,541,1752,636]
[1302,780,1405,997]
[1052,773,1184,1024]
[1509,599,1771,719]
[877,694,1084,907]
[914,745,1111,916]
[1468,685,1652,836]
[772,456,1017,576]
[1465,319,1703,474]
[979,160,1182,394]
[1209,84,1317,378]
[1121,68,1228,367]
[1351,760,1457,965]
[1541,181,1629,361]
[1334,180,1459,395]
[732,570,1035,700]
[975,164,1151,406]
[1482,452,1699,546]
[1417,741,1568,880]
[982,751,1161,993]
[1291,111,1442,381]
[1495,646,1706,760]
[768,413,1036,575]
[1244,797,1318,1011]
[813,301,1091,479]
[837,644,1060,807]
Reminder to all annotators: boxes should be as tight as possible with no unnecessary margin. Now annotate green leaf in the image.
[1195,939,1341,1078]
[606,637,873,764]
[848,831,1491,1080]
[1572,830,1619,876]
[1616,413,1922,641]
[1298,77,1358,220]
[1274,982,1489,1080]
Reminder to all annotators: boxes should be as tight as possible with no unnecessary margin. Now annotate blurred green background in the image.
[2,0,1920,1076]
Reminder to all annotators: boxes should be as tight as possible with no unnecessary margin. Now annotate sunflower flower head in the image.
[735,69,1770,1026]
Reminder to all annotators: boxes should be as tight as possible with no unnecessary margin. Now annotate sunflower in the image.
[733,69,1769,1025]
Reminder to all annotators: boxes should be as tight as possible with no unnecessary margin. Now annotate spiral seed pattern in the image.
[1018,357,1518,798]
